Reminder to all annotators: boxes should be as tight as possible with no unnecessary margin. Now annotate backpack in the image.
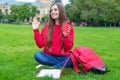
[70,46,109,74]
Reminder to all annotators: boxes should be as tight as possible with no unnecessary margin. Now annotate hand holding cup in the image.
[62,22,71,36]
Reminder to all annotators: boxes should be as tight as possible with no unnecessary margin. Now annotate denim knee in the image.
[34,52,41,61]
[34,51,46,64]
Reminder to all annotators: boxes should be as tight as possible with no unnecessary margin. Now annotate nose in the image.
[51,10,56,14]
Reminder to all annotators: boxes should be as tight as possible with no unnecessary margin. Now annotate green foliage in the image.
[0,24,120,80]
[41,14,49,24]
[52,0,62,3]
[10,5,20,20]
[68,0,75,3]
[65,0,120,26]
[0,9,3,18]
[10,3,37,20]
[65,4,80,25]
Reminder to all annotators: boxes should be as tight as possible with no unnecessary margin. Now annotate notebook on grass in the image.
[36,56,70,79]
[36,69,61,79]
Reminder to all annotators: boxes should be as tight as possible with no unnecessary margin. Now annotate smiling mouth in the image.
[52,15,57,17]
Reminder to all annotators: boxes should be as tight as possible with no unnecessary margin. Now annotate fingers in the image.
[62,25,71,33]
[63,27,70,33]
[62,23,71,36]
[33,17,38,24]
[32,16,39,30]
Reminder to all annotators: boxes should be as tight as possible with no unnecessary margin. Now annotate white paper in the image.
[36,64,44,69]
[36,69,61,79]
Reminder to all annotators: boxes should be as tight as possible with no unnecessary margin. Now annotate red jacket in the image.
[33,23,74,56]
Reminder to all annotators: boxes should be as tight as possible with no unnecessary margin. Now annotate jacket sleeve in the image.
[63,26,74,51]
[33,28,45,48]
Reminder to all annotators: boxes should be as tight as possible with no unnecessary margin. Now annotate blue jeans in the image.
[34,51,73,68]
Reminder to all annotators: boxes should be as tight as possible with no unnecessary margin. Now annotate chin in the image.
[52,18,57,19]
[52,17,59,20]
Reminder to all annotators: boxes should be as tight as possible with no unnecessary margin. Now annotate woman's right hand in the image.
[32,17,40,30]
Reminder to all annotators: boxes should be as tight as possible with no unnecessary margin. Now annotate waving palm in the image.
[32,17,40,29]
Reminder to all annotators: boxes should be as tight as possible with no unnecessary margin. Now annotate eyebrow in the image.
[51,7,58,11]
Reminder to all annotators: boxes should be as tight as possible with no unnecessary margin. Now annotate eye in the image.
[50,9,52,13]
[54,8,57,11]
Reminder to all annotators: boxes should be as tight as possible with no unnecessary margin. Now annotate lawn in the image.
[0,23,120,80]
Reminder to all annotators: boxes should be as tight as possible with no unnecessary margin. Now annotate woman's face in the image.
[50,4,59,20]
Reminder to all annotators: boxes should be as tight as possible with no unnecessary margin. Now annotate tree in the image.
[10,5,19,19]
[66,0,120,26]
[10,3,37,22]
[69,0,75,3]
[0,9,3,19]
[18,3,37,21]
[65,0,82,25]
[52,0,62,3]
[41,14,49,24]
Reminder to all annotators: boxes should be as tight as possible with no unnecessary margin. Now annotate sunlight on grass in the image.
[0,24,120,80]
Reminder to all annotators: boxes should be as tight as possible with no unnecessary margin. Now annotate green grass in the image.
[0,23,120,80]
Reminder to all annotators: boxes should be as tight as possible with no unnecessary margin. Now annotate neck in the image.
[55,19,59,25]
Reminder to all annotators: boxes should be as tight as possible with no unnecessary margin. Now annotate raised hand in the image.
[32,17,40,30]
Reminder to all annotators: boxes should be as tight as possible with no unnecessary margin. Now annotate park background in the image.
[0,0,120,80]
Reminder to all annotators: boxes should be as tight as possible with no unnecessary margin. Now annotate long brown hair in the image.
[47,3,67,49]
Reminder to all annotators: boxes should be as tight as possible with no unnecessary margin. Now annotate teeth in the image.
[52,15,56,17]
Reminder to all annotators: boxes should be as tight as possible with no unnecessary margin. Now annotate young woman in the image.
[32,3,74,68]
